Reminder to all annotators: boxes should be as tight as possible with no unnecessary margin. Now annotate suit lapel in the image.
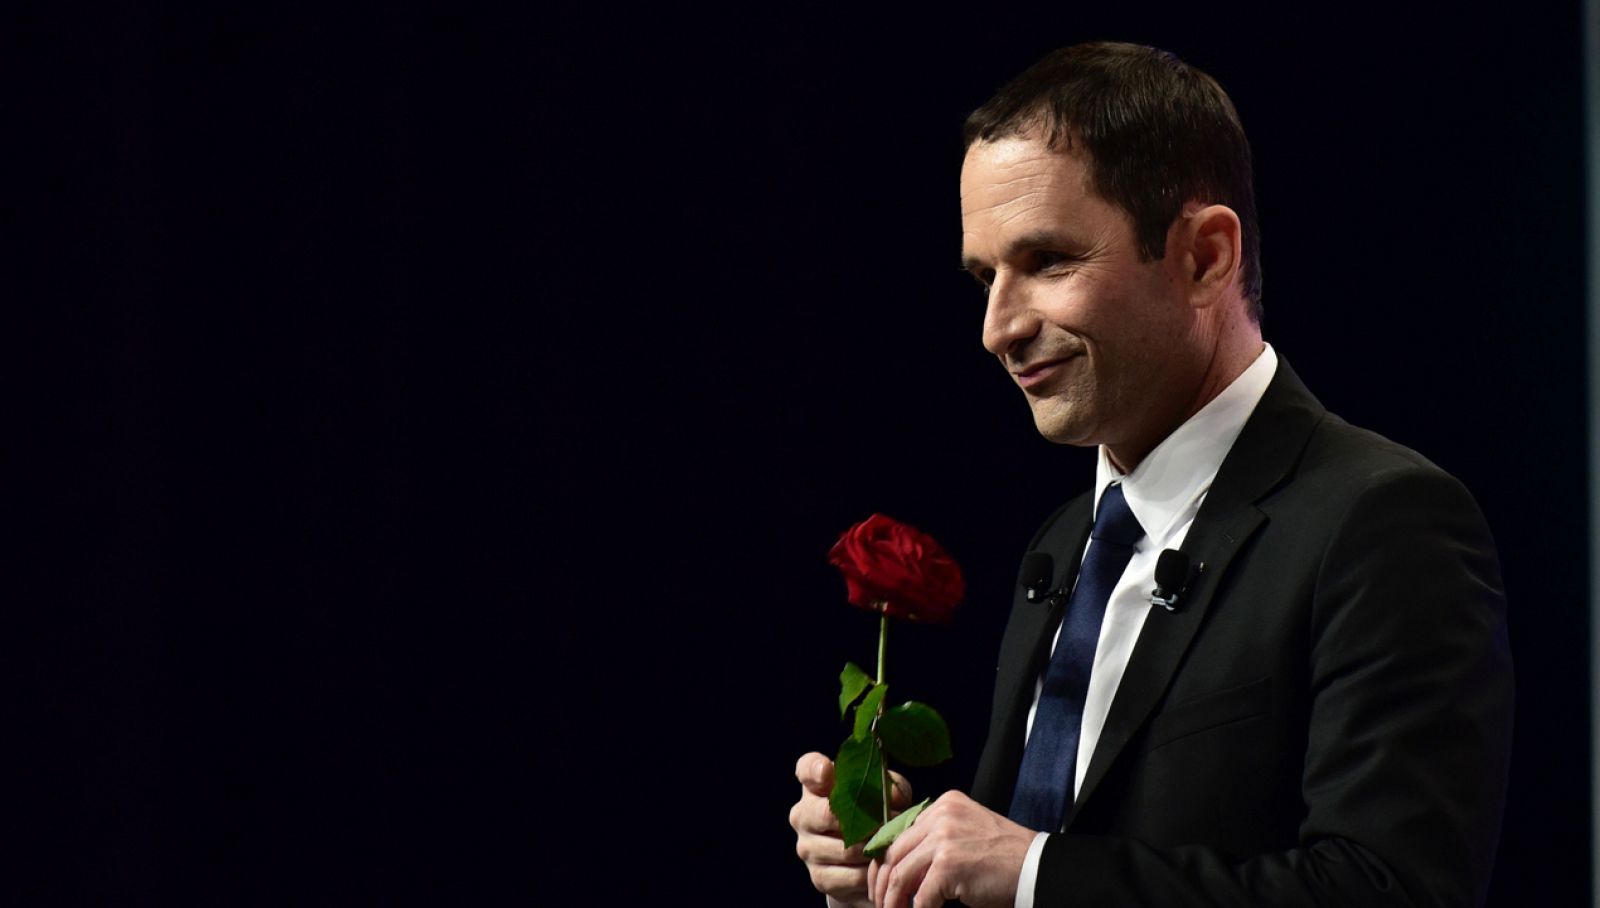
[1004,502,1094,719]
[972,495,1092,811]
[1065,358,1326,826]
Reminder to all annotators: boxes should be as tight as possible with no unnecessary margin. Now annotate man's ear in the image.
[1172,204,1241,308]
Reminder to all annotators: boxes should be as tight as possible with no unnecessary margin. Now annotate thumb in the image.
[889,770,914,809]
[796,752,835,796]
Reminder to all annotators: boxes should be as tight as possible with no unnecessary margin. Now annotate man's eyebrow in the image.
[961,230,1080,273]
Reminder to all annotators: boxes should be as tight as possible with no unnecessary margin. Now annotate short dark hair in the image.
[964,42,1263,319]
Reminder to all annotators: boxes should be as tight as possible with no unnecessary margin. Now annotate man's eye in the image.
[1035,251,1070,270]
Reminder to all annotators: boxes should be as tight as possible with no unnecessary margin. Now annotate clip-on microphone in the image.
[1150,549,1202,611]
[1019,551,1056,604]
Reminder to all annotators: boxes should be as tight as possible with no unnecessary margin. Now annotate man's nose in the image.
[981,274,1039,358]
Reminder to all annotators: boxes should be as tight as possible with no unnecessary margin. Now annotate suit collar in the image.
[1063,355,1327,826]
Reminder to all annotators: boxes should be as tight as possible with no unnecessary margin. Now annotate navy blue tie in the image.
[1008,483,1144,832]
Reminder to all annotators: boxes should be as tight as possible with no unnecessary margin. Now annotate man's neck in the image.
[1105,334,1266,473]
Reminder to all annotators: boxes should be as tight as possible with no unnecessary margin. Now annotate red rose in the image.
[827,514,965,623]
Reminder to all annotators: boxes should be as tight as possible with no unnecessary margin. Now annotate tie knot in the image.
[1091,483,1144,547]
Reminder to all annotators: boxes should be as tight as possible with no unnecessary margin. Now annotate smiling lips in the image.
[1012,353,1080,390]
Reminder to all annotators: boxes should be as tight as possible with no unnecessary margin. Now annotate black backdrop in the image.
[22,3,1588,904]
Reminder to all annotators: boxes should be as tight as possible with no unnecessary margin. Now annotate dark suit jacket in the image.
[971,359,1513,906]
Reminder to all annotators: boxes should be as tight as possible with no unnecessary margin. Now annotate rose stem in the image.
[877,609,889,824]
[876,610,887,686]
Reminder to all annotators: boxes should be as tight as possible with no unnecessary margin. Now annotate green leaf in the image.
[862,797,932,859]
[877,701,953,767]
[838,662,872,718]
[830,734,886,846]
[852,683,889,742]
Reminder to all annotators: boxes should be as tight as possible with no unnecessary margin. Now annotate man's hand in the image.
[868,790,1034,908]
[790,752,912,908]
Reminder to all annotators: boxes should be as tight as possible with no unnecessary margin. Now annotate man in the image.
[790,42,1512,907]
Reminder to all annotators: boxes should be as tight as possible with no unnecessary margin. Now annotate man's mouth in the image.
[1012,354,1078,390]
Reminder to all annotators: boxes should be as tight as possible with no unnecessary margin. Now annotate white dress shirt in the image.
[1013,344,1278,908]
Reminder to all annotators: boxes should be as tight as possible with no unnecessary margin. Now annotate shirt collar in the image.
[1094,344,1279,546]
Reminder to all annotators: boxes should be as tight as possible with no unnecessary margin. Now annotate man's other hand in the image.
[790,752,912,908]
[868,790,1033,908]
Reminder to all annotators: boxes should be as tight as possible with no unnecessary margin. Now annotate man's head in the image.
[959,43,1264,470]
[964,42,1262,317]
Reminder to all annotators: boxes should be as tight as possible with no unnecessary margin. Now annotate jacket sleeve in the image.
[1034,465,1514,907]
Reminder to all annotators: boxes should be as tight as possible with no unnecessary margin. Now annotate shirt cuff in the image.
[1013,832,1050,908]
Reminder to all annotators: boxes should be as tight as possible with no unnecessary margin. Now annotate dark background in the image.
[21,3,1588,904]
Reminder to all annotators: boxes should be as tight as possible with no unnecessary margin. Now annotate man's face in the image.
[960,134,1195,455]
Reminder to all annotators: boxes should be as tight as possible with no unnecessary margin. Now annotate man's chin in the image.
[1029,406,1097,448]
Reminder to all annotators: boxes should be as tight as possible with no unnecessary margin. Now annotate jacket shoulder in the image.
[1293,412,1478,504]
